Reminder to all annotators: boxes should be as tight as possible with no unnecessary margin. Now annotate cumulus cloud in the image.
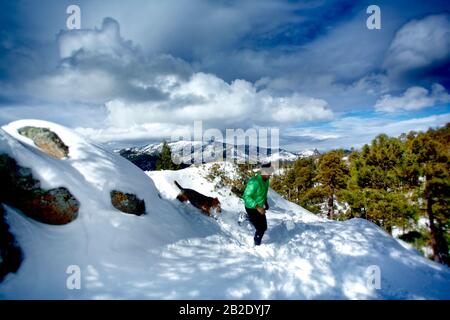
[75,122,193,144]
[25,18,192,105]
[384,13,450,78]
[58,18,137,60]
[3,3,449,150]
[23,17,333,142]
[270,96,332,123]
[283,129,341,141]
[103,74,332,127]
[374,83,450,112]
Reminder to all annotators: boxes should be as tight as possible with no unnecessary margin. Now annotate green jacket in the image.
[243,172,270,209]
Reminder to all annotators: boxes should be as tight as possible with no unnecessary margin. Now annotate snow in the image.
[1,120,449,300]
[120,140,302,165]
[298,149,315,158]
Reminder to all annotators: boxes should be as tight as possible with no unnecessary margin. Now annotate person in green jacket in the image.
[242,163,273,246]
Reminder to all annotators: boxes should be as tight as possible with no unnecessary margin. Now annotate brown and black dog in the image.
[174,180,221,216]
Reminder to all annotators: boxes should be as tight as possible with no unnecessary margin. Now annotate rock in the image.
[18,126,69,159]
[0,154,79,225]
[110,190,146,216]
[0,204,23,283]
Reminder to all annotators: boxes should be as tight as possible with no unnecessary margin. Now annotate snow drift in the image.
[0,120,449,299]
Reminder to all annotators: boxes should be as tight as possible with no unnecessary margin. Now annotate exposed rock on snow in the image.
[17,126,69,159]
[0,204,23,283]
[0,154,79,225]
[110,190,146,216]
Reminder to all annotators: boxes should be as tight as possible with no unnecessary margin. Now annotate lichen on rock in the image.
[0,153,79,225]
[110,190,146,216]
[18,126,69,159]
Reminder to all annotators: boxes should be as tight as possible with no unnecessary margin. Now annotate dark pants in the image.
[245,207,267,246]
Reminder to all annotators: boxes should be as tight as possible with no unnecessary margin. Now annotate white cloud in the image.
[103,73,333,127]
[331,113,450,144]
[374,83,450,112]
[26,68,119,104]
[282,113,450,151]
[284,129,341,141]
[384,13,450,75]
[75,122,192,144]
[270,96,333,123]
[24,18,334,142]
[58,18,137,61]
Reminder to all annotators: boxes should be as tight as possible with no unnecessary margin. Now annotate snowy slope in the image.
[0,120,449,299]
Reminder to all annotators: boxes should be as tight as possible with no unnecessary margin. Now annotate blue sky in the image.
[1,0,449,151]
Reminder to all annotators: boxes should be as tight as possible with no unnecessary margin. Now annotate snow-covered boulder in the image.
[17,126,69,159]
[0,120,161,223]
[110,190,146,216]
[0,119,202,297]
[0,204,23,282]
[0,153,80,225]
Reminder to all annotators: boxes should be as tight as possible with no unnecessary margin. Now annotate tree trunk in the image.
[327,193,334,220]
[425,177,448,265]
[427,193,441,263]
[387,211,393,235]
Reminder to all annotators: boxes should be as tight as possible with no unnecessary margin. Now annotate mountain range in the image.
[117,140,321,171]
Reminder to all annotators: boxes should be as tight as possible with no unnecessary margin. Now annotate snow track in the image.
[0,120,449,299]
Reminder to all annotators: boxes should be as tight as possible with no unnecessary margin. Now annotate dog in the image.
[174,180,221,216]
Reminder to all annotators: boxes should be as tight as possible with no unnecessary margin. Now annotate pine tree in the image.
[156,141,180,171]
[316,150,349,219]
[343,135,418,233]
[271,157,324,213]
[270,125,449,265]
[407,124,449,265]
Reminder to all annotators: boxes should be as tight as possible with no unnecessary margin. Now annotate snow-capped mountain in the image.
[0,120,449,299]
[117,140,317,171]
